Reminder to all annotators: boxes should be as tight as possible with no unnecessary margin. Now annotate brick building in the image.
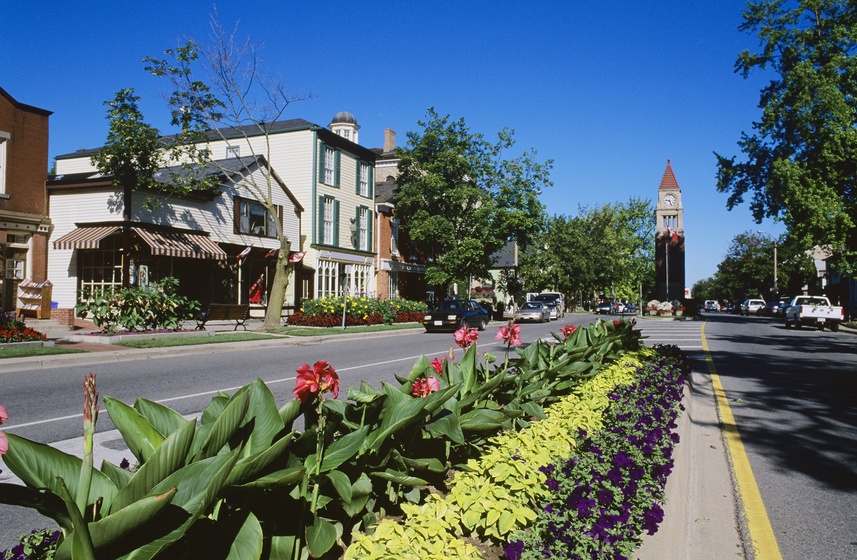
[0,87,52,313]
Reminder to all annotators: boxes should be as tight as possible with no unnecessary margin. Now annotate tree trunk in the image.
[264,245,290,329]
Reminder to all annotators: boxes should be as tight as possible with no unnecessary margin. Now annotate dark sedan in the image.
[423,299,490,332]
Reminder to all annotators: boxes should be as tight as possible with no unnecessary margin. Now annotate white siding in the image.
[55,156,99,175]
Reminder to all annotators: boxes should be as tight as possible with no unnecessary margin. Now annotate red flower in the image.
[495,322,522,347]
[560,324,578,339]
[293,360,340,403]
[411,376,441,398]
[430,357,445,375]
[0,403,8,456]
[613,319,622,327]
[454,327,479,349]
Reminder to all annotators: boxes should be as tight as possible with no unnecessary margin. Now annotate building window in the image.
[324,146,335,185]
[358,162,369,197]
[390,219,400,257]
[5,258,24,280]
[78,235,123,295]
[388,271,399,299]
[323,197,334,245]
[236,197,278,237]
[226,145,240,158]
[0,132,8,195]
[358,207,369,251]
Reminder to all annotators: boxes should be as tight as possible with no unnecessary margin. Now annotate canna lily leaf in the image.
[225,433,294,487]
[306,515,338,559]
[325,469,353,503]
[191,391,250,461]
[234,379,285,456]
[2,433,117,515]
[103,396,165,464]
[86,487,178,556]
[225,511,263,560]
[133,398,188,439]
[306,426,369,473]
[54,477,96,560]
[0,482,72,532]
[369,468,427,486]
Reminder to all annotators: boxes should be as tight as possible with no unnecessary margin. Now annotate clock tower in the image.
[655,160,685,301]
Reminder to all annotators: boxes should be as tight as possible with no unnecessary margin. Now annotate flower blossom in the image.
[430,357,446,375]
[495,322,522,347]
[560,324,577,339]
[0,403,7,456]
[293,360,340,403]
[613,319,622,327]
[411,376,440,398]
[453,326,478,349]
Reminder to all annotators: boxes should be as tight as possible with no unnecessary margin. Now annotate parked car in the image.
[514,301,551,323]
[704,300,719,312]
[530,293,565,318]
[595,301,613,314]
[740,299,766,316]
[725,302,738,314]
[784,295,844,331]
[762,301,788,316]
[423,299,490,332]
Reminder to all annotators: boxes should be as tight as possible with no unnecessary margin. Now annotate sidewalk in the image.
[636,360,745,560]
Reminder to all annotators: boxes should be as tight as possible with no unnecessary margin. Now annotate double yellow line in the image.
[701,322,783,560]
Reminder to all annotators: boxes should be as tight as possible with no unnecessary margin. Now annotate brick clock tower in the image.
[655,160,685,301]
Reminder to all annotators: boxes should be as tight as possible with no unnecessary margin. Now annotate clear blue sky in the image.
[2,0,785,287]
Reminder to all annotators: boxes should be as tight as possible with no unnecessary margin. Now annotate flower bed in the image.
[289,296,428,326]
[0,314,46,343]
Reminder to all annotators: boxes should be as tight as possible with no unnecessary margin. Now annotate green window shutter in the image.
[356,161,362,195]
[317,196,325,245]
[367,208,374,252]
[368,165,374,199]
[334,149,341,187]
[333,199,340,246]
[318,143,326,184]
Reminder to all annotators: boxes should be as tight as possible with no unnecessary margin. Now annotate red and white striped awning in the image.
[53,225,226,260]
[52,226,121,250]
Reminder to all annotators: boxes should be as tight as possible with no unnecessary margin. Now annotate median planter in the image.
[0,340,55,350]
[66,330,215,345]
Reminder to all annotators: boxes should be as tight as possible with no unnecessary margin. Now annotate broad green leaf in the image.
[424,410,465,444]
[103,396,166,464]
[225,433,294,487]
[317,426,369,472]
[100,461,132,491]
[342,473,373,517]
[226,511,263,560]
[200,394,229,425]
[0,482,72,531]
[306,516,337,558]
[278,398,301,429]
[364,397,430,451]
[2,434,117,514]
[237,379,286,455]
[109,419,196,513]
[370,469,427,486]
[55,477,96,560]
[191,391,250,461]
[134,397,188,438]
[460,409,506,432]
[400,455,446,474]
[87,487,178,554]
[459,344,479,393]
[325,469,353,503]
[269,535,296,560]
[235,466,305,489]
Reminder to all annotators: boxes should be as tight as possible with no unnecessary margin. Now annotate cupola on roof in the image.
[331,111,357,125]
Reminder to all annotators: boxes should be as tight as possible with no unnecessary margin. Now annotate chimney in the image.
[383,128,396,153]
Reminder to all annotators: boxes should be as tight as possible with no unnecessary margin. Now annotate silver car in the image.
[514,301,550,323]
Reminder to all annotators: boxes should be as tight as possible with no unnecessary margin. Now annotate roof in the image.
[331,111,357,125]
[55,117,378,162]
[658,159,680,190]
[0,86,53,117]
[374,176,398,205]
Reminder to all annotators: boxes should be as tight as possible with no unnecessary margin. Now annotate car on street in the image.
[530,293,565,318]
[423,299,490,332]
[704,300,720,312]
[740,298,766,316]
[514,301,551,323]
[595,301,613,314]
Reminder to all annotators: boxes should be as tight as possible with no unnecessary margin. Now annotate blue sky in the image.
[2,0,785,287]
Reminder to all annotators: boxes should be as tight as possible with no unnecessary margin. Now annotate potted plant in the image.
[657,301,674,316]
[646,300,660,316]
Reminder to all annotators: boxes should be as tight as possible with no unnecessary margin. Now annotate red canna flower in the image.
[495,322,522,347]
[560,324,578,339]
[293,360,340,403]
[411,376,441,398]
[430,357,445,375]
[0,403,7,456]
[613,319,622,327]
[454,326,479,349]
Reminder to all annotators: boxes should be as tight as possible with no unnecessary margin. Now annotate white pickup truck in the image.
[783,295,844,331]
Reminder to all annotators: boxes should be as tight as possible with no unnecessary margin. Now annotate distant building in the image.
[654,160,685,301]
[0,87,52,314]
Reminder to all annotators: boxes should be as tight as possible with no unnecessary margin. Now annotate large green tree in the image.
[518,198,654,307]
[144,16,308,328]
[716,0,857,274]
[395,108,551,293]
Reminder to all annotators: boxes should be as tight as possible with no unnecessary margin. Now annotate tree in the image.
[394,108,551,294]
[144,15,309,328]
[715,0,857,274]
[91,89,163,286]
[518,198,654,307]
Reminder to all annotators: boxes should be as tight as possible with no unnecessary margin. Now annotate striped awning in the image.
[52,226,121,250]
[134,228,227,260]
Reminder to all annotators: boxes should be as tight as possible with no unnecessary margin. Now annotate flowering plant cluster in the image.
[560,324,578,339]
[454,326,479,348]
[0,529,60,560]
[295,296,428,325]
[75,276,199,333]
[0,320,46,343]
[505,346,689,559]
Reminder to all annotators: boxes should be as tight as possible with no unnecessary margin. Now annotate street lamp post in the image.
[757,230,778,293]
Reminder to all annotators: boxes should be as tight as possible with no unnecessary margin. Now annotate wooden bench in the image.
[195,303,250,331]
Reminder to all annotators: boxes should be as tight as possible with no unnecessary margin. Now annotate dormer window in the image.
[226,145,240,158]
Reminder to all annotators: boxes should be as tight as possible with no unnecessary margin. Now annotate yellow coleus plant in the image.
[345,351,649,558]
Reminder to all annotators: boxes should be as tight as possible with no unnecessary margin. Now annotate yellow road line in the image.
[700,322,782,560]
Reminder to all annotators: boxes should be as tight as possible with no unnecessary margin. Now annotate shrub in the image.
[75,276,200,333]
[292,296,427,326]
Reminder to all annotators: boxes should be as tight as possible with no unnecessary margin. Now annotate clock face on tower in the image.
[663,194,676,207]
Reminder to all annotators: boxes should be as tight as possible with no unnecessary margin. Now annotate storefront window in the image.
[79,235,122,296]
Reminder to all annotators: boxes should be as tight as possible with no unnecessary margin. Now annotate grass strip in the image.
[0,346,88,359]
[113,332,276,348]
